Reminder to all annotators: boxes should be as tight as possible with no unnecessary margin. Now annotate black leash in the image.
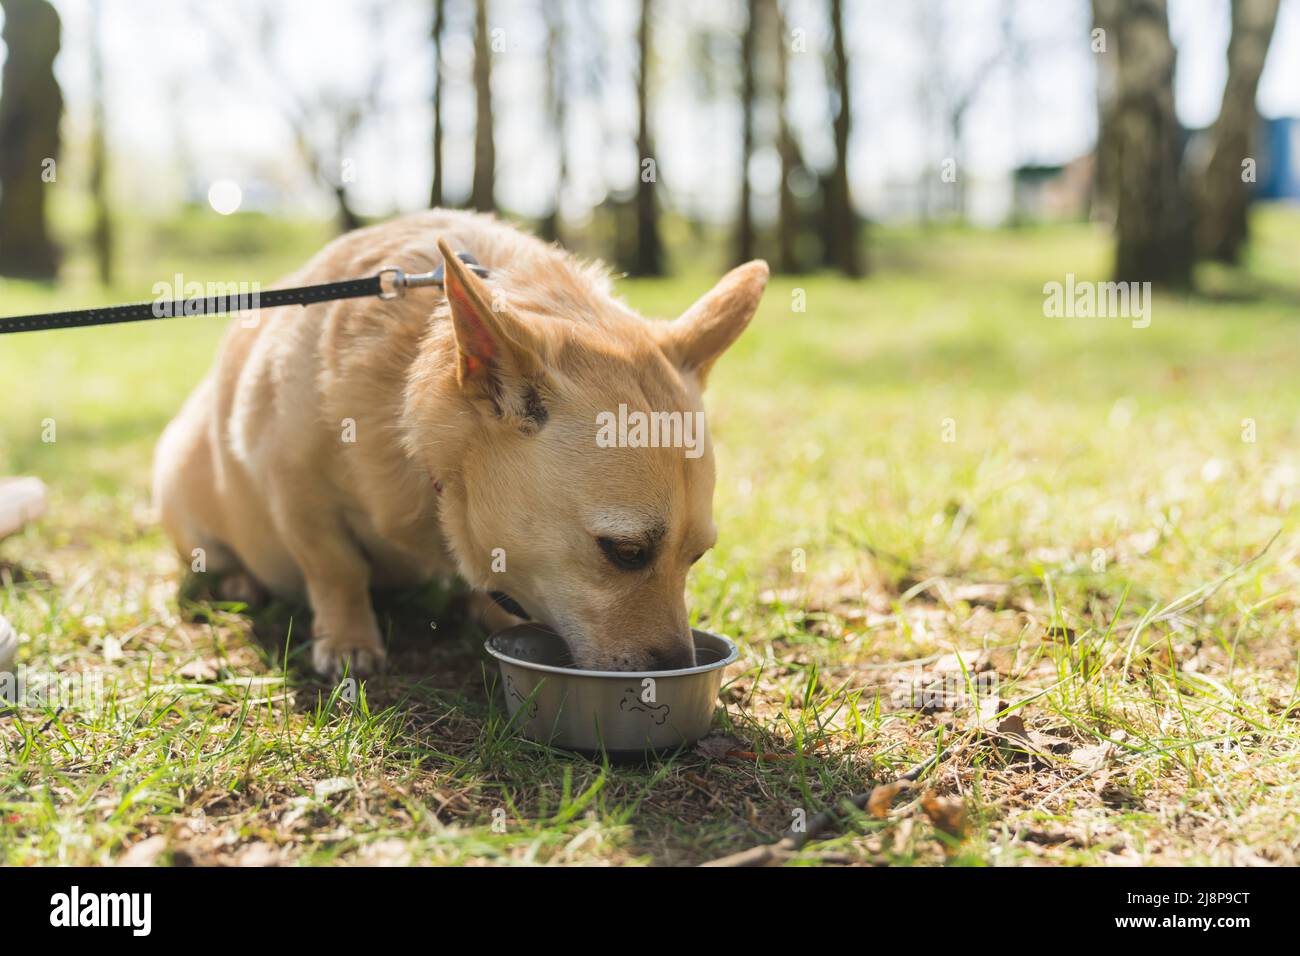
[0,253,490,337]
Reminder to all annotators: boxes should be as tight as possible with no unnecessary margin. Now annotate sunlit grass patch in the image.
[2,210,1299,865]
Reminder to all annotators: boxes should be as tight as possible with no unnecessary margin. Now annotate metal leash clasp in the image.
[377,266,407,300]
[378,254,488,300]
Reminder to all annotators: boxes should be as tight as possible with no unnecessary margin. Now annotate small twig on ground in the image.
[699,745,954,867]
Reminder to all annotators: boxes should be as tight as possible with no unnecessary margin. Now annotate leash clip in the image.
[377,253,489,300]
[377,266,407,300]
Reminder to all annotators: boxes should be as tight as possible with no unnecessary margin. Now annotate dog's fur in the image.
[153,210,767,676]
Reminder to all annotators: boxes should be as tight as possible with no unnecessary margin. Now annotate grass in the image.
[2,207,1299,865]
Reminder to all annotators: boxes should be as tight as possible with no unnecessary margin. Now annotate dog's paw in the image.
[311,636,386,680]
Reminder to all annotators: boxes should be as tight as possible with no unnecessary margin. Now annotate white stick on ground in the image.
[0,477,48,540]
[0,477,47,680]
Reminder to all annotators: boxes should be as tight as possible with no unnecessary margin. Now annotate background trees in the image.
[0,0,1290,287]
[1193,0,1282,263]
[1091,0,1192,287]
[0,0,63,280]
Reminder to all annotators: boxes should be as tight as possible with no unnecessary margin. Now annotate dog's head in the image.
[429,238,767,671]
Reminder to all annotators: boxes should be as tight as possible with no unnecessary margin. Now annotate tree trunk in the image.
[733,0,758,266]
[1091,0,1120,223]
[826,0,864,277]
[0,0,63,280]
[541,0,567,245]
[334,185,363,233]
[88,0,113,286]
[430,0,446,208]
[1092,0,1192,287]
[1194,0,1280,263]
[773,0,801,272]
[632,0,665,275]
[470,0,495,213]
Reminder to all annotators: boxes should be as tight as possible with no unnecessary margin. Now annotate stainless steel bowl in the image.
[485,625,738,757]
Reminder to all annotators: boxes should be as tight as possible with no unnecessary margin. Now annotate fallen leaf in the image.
[313,777,352,800]
[237,842,279,866]
[1068,742,1115,771]
[179,658,220,682]
[933,651,984,674]
[920,792,966,840]
[118,835,167,867]
[866,781,909,819]
[976,697,1010,730]
[949,583,1011,607]
[1045,624,1078,644]
[995,714,1028,737]
[694,733,749,760]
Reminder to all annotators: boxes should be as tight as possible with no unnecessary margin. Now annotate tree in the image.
[734,0,759,265]
[0,0,63,280]
[470,0,496,213]
[824,0,863,276]
[540,0,568,244]
[941,1,1011,220]
[201,2,387,233]
[772,0,804,273]
[1091,0,1191,287]
[88,0,114,286]
[1091,2,1120,223]
[430,0,447,208]
[1194,0,1281,263]
[632,0,665,275]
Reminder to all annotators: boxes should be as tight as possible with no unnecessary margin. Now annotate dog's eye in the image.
[598,537,650,571]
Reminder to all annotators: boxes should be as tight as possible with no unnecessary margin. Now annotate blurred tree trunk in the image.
[333,186,363,232]
[0,0,63,280]
[1194,0,1280,263]
[540,0,567,245]
[772,0,802,273]
[1091,0,1191,287]
[429,0,446,208]
[470,0,495,213]
[1091,1,1120,222]
[88,0,113,286]
[733,0,758,265]
[632,0,664,275]
[825,0,863,277]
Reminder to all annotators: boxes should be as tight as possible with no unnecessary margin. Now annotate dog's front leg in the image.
[277,506,385,678]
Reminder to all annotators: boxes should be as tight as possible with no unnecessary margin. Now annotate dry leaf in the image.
[1068,743,1115,771]
[694,733,749,760]
[179,658,220,682]
[995,713,1028,737]
[118,835,167,867]
[949,583,1011,607]
[920,792,966,840]
[866,781,909,819]
[933,651,984,674]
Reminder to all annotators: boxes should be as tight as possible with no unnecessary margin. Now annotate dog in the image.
[153,209,768,677]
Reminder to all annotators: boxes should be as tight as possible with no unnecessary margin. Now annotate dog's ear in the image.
[656,260,768,386]
[438,238,549,433]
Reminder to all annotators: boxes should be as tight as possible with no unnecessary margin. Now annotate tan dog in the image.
[153,210,767,677]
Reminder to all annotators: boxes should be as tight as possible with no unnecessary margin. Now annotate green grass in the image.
[2,208,1299,865]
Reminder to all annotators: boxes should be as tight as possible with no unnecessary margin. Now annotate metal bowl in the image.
[485,624,738,758]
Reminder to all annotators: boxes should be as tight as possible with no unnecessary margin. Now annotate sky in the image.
[6,0,1300,224]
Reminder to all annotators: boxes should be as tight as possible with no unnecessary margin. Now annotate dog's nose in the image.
[648,643,696,670]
